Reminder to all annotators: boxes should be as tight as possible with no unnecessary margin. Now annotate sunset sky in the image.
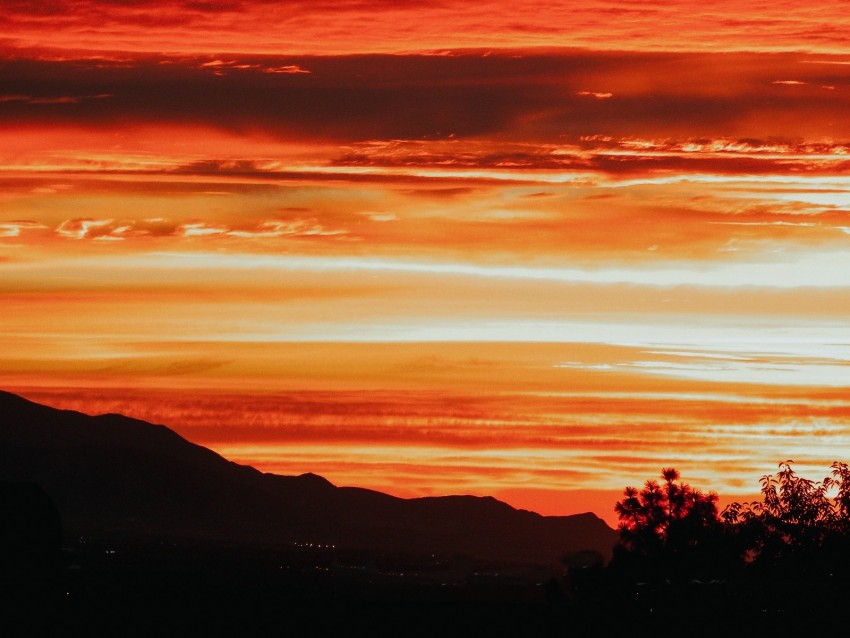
[3,1,850,526]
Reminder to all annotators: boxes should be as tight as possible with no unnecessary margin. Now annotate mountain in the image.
[0,390,617,565]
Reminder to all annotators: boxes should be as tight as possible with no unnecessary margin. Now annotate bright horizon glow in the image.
[8,249,850,288]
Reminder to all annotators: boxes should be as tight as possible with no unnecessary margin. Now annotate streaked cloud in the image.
[4,50,850,146]
[0,93,112,104]
[6,1,850,55]
[3,0,850,522]
[198,58,311,75]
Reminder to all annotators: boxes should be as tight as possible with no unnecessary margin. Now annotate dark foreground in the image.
[3,533,845,637]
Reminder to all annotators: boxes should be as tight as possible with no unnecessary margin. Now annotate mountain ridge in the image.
[0,389,618,564]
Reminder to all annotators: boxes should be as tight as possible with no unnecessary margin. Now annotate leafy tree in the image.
[825,461,850,530]
[722,460,850,577]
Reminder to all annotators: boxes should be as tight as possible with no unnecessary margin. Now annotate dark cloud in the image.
[3,50,850,144]
[0,53,541,140]
[0,92,111,104]
[173,159,269,175]
[401,187,478,199]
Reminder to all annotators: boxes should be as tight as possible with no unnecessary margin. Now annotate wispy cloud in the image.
[6,1,850,522]
[577,91,613,99]
[0,93,112,104]
[198,58,311,75]
[0,221,49,237]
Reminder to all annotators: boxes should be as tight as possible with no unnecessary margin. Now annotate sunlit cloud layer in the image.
[2,2,850,524]
[5,1,850,55]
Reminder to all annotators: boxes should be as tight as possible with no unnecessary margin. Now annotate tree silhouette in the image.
[608,461,850,618]
[612,468,723,582]
[722,460,850,578]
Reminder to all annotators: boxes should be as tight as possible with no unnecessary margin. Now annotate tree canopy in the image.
[611,461,850,583]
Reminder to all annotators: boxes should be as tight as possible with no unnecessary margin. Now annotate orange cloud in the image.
[4,2,850,523]
[7,378,850,524]
[0,220,49,237]
[577,91,613,99]
[5,1,850,55]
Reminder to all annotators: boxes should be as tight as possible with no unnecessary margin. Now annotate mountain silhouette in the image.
[0,390,616,565]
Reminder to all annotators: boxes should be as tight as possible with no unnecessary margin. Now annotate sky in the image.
[3,1,850,527]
